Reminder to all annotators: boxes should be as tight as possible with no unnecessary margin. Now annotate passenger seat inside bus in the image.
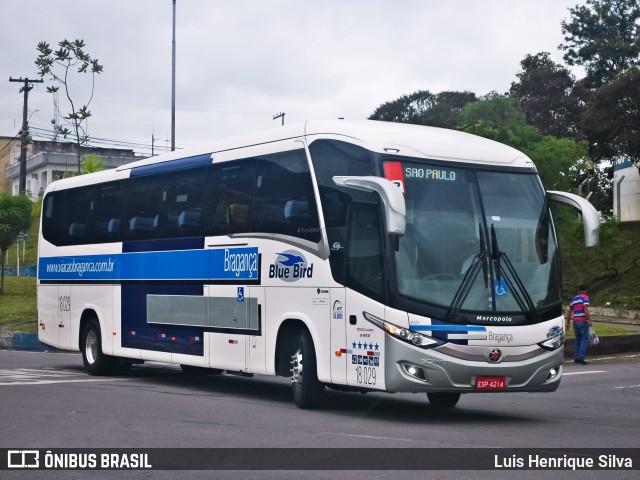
[227,204,250,230]
[284,200,311,234]
[108,218,121,241]
[178,210,201,236]
[129,216,157,238]
[68,223,87,241]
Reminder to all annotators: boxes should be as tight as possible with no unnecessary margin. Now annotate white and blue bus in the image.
[37,120,599,408]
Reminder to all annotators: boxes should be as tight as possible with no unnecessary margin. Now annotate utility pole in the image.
[273,112,285,126]
[9,77,43,194]
[171,0,176,151]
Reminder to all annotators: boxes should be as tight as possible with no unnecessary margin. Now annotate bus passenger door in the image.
[206,284,248,372]
[344,202,386,390]
[330,288,347,385]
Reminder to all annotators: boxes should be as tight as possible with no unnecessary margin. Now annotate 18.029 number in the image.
[355,366,376,385]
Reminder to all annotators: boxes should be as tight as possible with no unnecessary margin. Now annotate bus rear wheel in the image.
[82,317,118,376]
[427,392,461,408]
[290,329,324,409]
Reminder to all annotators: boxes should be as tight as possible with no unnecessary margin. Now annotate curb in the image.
[0,332,49,352]
[563,334,640,358]
[590,307,640,320]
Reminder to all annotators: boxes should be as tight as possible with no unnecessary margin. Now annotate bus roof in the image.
[116,120,535,173]
[45,121,536,194]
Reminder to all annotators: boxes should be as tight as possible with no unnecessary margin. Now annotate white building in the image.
[612,156,640,222]
[3,140,143,198]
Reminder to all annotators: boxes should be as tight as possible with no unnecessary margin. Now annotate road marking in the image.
[563,370,607,376]
[0,378,122,386]
[614,384,640,389]
[0,368,125,386]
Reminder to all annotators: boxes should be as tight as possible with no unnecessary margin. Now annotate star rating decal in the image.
[351,341,380,351]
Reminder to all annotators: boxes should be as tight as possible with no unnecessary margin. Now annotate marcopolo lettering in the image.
[476,315,513,323]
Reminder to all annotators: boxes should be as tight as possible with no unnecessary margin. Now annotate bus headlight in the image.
[538,332,565,351]
[363,311,442,349]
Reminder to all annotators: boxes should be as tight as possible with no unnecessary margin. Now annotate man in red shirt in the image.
[565,284,592,365]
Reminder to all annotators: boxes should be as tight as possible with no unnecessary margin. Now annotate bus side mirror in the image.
[332,176,406,236]
[547,190,600,247]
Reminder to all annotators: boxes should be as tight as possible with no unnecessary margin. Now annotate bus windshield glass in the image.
[388,160,561,318]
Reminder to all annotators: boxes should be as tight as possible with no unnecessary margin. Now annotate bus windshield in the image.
[389,160,561,319]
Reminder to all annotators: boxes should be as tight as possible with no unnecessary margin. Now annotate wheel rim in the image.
[290,348,303,384]
[85,329,98,365]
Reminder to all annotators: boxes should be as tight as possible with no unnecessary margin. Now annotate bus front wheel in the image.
[427,392,461,408]
[290,329,324,409]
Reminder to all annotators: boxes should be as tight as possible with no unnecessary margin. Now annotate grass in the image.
[0,276,37,333]
[565,322,637,339]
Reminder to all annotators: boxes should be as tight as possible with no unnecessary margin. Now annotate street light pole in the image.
[171,0,176,151]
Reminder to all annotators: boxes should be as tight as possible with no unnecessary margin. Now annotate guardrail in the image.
[2,265,37,277]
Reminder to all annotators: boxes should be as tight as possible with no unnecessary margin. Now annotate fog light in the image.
[546,366,560,382]
[401,363,427,381]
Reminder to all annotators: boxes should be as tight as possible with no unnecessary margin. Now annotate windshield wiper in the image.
[446,224,540,323]
[445,224,488,320]
[489,224,539,322]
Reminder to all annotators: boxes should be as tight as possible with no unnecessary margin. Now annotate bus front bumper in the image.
[383,336,564,394]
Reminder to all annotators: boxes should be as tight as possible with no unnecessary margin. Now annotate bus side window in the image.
[164,167,206,238]
[204,159,256,236]
[92,183,123,243]
[252,149,321,242]
[124,175,163,240]
[66,187,94,245]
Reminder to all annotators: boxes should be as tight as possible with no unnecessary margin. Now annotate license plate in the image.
[475,376,506,390]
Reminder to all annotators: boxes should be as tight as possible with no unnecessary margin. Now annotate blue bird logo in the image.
[276,252,305,267]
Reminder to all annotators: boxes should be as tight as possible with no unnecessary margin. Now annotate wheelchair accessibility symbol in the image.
[494,279,508,297]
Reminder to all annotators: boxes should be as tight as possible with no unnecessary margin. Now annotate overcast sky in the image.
[1,0,584,156]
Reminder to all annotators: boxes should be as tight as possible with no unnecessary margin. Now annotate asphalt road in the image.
[1,349,638,480]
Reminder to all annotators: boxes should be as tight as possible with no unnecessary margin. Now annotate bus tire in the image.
[427,392,461,408]
[81,317,116,376]
[290,329,324,409]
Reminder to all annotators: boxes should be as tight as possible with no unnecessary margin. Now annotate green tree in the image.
[80,153,105,174]
[35,39,104,174]
[458,92,542,152]
[559,0,640,87]
[0,194,33,295]
[510,52,581,139]
[526,136,588,191]
[62,153,105,179]
[369,90,476,129]
[458,93,589,199]
[580,67,640,165]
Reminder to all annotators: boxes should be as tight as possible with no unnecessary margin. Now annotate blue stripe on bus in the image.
[410,325,486,332]
[129,153,213,177]
[38,247,259,281]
